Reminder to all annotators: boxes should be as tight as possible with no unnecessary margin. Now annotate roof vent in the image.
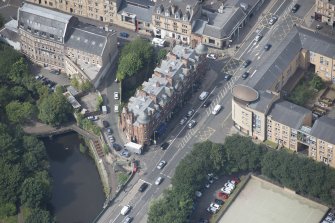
[240,3,248,11]
[92,41,96,45]
[84,39,88,43]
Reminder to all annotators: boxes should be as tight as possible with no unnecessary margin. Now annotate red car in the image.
[232,176,240,184]
[217,191,229,200]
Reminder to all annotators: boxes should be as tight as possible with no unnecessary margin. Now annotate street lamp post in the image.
[153,131,157,145]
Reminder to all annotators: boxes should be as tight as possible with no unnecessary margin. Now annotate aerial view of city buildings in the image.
[0,0,335,222]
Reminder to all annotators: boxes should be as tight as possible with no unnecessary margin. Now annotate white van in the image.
[152,38,166,47]
[212,105,222,115]
[121,205,131,215]
[114,105,119,113]
[199,91,209,101]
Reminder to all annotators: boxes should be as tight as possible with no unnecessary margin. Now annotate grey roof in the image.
[268,100,311,129]
[310,116,335,145]
[298,27,335,58]
[18,3,74,43]
[195,43,208,55]
[192,19,207,35]
[154,0,199,21]
[65,23,108,56]
[248,91,277,113]
[202,7,246,39]
[120,0,154,23]
[248,28,302,91]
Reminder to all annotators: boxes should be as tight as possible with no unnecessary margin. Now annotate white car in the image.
[120,205,131,215]
[157,161,167,169]
[212,104,222,115]
[207,206,218,214]
[188,120,196,129]
[187,109,195,117]
[268,16,278,25]
[87,116,98,121]
[155,176,163,185]
[114,92,119,100]
[254,34,263,42]
[206,53,217,60]
[179,116,188,125]
[210,203,221,209]
[114,105,119,113]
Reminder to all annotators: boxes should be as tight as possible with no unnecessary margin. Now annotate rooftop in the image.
[268,100,312,130]
[120,0,155,23]
[232,84,259,102]
[154,0,200,22]
[248,91,277,114]
[310,116,335,145]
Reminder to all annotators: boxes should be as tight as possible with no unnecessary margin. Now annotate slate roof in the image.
[119,0,154,23]
[202,7,246,39]
[248,91,277,114]
[310,116,335,145]
[65,23,107,56]
[154,0,199,21]
[268,100,311,129]
[18,3,75,43]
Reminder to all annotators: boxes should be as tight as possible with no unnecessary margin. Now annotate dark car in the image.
[139,183,149,192]
[264,44,272,51]
[203,100,211,108]
[291,4,300,13]
[160,142,169,150]
[113,143,122,151]
[224,74,232,81]
[242,72,249,80]
[120,32,129,38]
[242,59,251,68]
[214,198,224,206]
[103,121,110,128]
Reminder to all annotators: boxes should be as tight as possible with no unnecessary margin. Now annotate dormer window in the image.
[165,8,170,17]
[27,26,31,32]
[175,9,181,19]
[50,34,54,39]
[157,4,163,14]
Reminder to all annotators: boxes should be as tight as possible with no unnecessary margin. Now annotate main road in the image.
[97,0,314,222]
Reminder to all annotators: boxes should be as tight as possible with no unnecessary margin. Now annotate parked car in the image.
[254,34,263,42]
[224,74,232,81]
[212,104,222,115]
[160,142,169,150]
[187,109,195,117]
[157,160,167,169]
[120,32,129,38]
[268,15,278,25]
[195,191,203,198]
[206,53,217,60]
[155,176,164,185]
[107,128,112,134]
[179,116,188,125]
[114,92,119,100]
[203,100,211,108]
[114,105,119,113]
[264,43,272,51]
[291,4,300,13]
[138,182,149,192]
[113,143,122,151]
[121,149,130,158]
[108,135,115,143]
[243,59,251,68]
[206,206,218,214]
[103,120,110,128]
[242,72,249,80]
[210,203,221,209]
[214,199,224,206]
[188,120,197,129]
[87,116,98,121]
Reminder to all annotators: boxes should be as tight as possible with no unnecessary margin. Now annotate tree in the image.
[10,86,30,101]
[26,208,54,223]
[0,160,23,204]
[21,172,51,208]
[5,101,35,124]
[38,90,73,126]
[157,49,167,64]
[310,75,324,91]
[116,52,143,80]
[22,136,48,173]
[0,203,16,218]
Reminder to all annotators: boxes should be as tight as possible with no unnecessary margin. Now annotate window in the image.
[208,38,215,44]
[182,29,188,34]
[320,56,324,64]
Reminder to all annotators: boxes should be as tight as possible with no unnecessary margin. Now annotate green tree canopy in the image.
[5,101,35,124]
[25,208,54,223]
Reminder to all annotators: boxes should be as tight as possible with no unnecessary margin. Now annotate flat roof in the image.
[219,176,328,223]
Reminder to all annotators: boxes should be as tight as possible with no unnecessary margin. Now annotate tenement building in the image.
[315,0,335,26]
[120,44,208,145]
[231,26,335,168]
[18,3,118,87]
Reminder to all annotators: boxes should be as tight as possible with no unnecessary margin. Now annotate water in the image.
[43,132,105,223]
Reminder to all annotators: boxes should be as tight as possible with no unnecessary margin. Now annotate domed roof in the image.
[232,84,259,102]
[137,112,150,124]
[195,44,208,55]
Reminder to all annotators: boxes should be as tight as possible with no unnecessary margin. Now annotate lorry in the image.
[124,142,143,155]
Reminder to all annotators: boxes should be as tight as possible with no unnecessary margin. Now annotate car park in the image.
[120,205,131,215]
[254,34,263,42]
[291,4,300,13]
[187,109,195,117]
[242,72,249,80]
[242,59,251,68]
[206,53,217,60]
[157,160,167,169]
[160,142,169,150]
[224,74,232,81]
[120,32,129,38]
[264,44,272,51]
[179,116,188,125]
[268,15,278,25]
[188,120,196,129]
[155,176,163,185]
[114,92,119,100]
[138,182,149,192]
[203,100,211,108]
[122,216,133,223]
